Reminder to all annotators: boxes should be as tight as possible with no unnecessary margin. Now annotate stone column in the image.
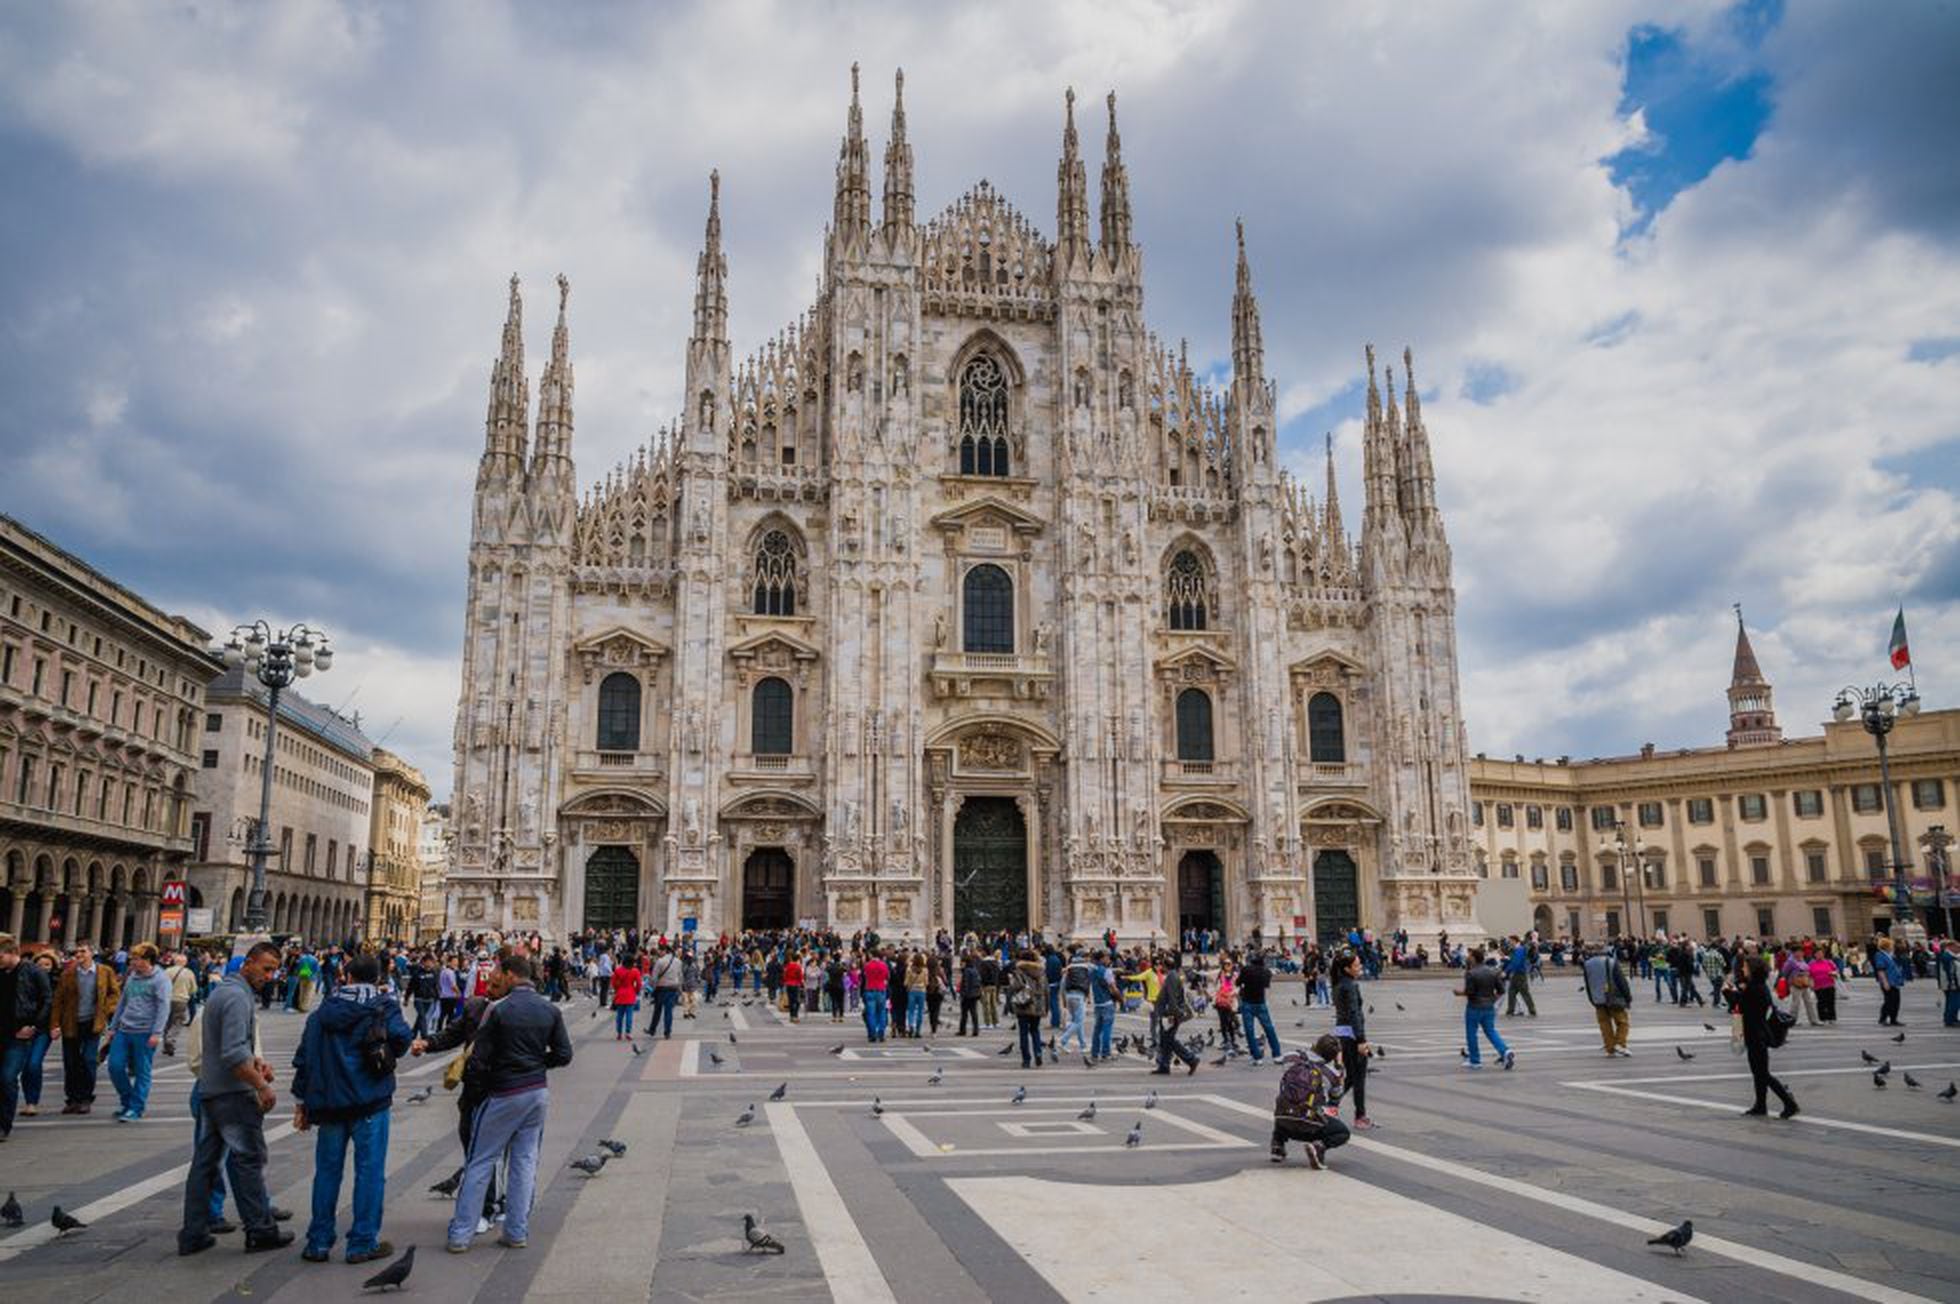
[34,893,55,943]
[1016,795,1040,936]
[5,891,24,936]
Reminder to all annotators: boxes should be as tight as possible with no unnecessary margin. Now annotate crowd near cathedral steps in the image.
[446,69,1480,948]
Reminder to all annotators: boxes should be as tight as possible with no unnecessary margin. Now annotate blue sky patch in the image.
[1461,361,1519,405]
[1907,336,1960,363]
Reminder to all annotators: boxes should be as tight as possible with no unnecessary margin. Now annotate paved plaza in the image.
[0,973,1955,1302]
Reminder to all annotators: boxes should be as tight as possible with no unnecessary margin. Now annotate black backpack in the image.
[362,1001,398,1077]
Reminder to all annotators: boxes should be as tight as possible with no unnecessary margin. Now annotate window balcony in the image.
[729,753,815,784]
[572,750,664,782]
[1302,761,1363,786]
[928,650,1054,702]
[1162,759,1235,786]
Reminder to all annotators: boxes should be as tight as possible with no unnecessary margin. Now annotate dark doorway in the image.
[1312,850,1359,944]
[583,846,640,932]
[743,848,795,931]
[1178,850,1224,934]
[954,796,1027,938]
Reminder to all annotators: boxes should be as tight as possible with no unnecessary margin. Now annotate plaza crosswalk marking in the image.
[728,1003,751,1031]
[879,1103,1244,1158]
[1565,1081,1960,1149]
[1579,1061,1960,1085]
[946,1169,1704,1302]
[767,1102,897,1304]
[1203,1095,1939,1304]
[526,1093,679,1300]
[679,1037,702,1076]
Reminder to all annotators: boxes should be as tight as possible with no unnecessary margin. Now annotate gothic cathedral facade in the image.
[446,70,1481,946]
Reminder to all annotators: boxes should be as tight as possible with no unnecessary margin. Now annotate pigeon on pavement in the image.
[1143,1090,1159,1109]
[430,1167,463,1197]
[997,1044,1016,1056]
[1647,1219,1693,1256]
[769,1082,788,1101]
[631,1041,643,1056]
[1893,1032,1907,1044]
[1878,1061,1892,1076]
[1125,1121,1143,1148]
[1078,1100,1098,1121]
[736,1104,757,1127]
[50,1206,85,1235]
[1395,1003,1405,1012]
[1873,1072,1889,1089]
[729,1032,738,1044]
[599,1138,628,1156]
[569,1153,610,1175]
[1861,1050,1879,1064]
[1,1192,22,1227]
[360,1244,416,1291]
[406,1086,434,1104]
[1939,1082,1958,1101]
[1011,1085,1027,1105]
[1904,1072,1923,1090]
[743,1214,786,1254]
[871,1097,885,1117]
[927,1067,944,1086]
[1703,1023,1716,1032]
[1676,1047,1694,1061]
[708,1049,725,1066]
[828,1045,846,1056]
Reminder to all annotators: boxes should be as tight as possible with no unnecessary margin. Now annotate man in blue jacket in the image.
[1503,935,1538,1017]
[291,952,414,1264]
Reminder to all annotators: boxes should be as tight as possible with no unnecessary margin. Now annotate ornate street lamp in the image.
[1612,818,1647,939]
[1832,681,1922,940]
[215,622,333,933]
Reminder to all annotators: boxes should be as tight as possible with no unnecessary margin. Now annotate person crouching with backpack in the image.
[1270,1034,1350,1169]
[290,952,415,1264]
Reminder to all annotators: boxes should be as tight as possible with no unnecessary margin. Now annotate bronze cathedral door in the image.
[953,797,1027,938]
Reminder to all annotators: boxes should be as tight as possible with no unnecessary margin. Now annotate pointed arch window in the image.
[752,529,799,616]
[596,672,641,752]
[958,355,1010,476]
[1165,549,1212,630]
[1307,692,1345,763]
[752,677,793,755]
[962,564,1014,653]
[1175,688,1214,762]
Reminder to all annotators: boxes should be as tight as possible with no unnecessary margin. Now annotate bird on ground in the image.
[1647,1219,1693,1256]
[631,1041,643,1056]
[1291,997,1300,1006]
[406,1085,434,1105]
[1374,1046,1389,1060]
[1395,1003,1406,1012]
[828,1045,846,1056]
[997,1043,1016,1056]
[1367,1004,1376,1014]
[1125,1121,1144,1148]
[50,1206,85,1235]
[1294,1020,1306,1028]
[769,1082,788,1101]
[1459,1047,1469,1060]
[1,1192,22,1227]
[723,1010,730,1020]
[1893,1032,1908,1044]
[569,1153,610,1176]
[360,1244,416,1291]
[1011,1085,1027,1105]
[1861,1050,1879,1064]
[729,1032,738,1044]
[927,1067,944,1086]
[1904,1072,1923,1090]
[599,1138,628,1156]
[590,1007,600,1020]
[871,1097,884,1117]
[708,1049,725,1066]
[1079,1099,1098,1121]
[1873,1073,1888,1089]
[736,1105,757,1127]
[1938,1082,1958,1101]
[1676,1047,1695,1061]
[922,1044,934,1054]
[1083,1054,1095,1070]
[742,1214,786,1254]
[1703,1023,1717,1032]
[1143,1090,1159,1110]
[430,1167,463,1197]
[1211,1054,1229,1066]
[1878,1061,1892,1076]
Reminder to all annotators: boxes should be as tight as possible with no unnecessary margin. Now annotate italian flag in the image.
[1889,607,1911,671]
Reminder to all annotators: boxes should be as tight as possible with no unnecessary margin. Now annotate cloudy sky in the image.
[2,0,1956,795]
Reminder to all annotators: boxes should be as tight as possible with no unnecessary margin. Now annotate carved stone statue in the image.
[1033,622,1051,655]
[683,797,701,845]
[933,612,948,648]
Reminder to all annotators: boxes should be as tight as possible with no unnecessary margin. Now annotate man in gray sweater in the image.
[178,940,294,1256]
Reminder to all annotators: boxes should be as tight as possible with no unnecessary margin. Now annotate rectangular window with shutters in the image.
[1652,909,1668,935]
[191,812,210,861]
[202,749,219,768]
[1805,849,1828,882]
[1526,804,1543,829]
[1698,856,1718,888]
[1605,910,1622,937]
[1471,802,1483,827]
[1851,784,1882,813]
[1591,805,1617,831]
[1865,846,1887,877]
[1703,907,1722,937]
[1687,798,1714,824]
[1556,806,1573,832]
[1755,906,1775,936]
[1560,863,1578,892]
[1793,790,1824,817]
[1496,803,1513,828]
[305,833,317,874]
[1913,778,1945,810]
[16,755,34,804]
[1811,906,1832,936]
[205,712,222,732]
[1738,794,1767,821]
[1750,855,1771,885]
[1501,859,1520,879]
[1637,801,1663,828]
[1531,861,1549,890]
[1601,862,1619,892]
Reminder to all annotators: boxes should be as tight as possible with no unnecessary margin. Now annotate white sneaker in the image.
[475,1217,492,1236]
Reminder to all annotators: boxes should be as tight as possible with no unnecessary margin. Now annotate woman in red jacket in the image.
[783,953,805,1022]
[611,959,643,1040]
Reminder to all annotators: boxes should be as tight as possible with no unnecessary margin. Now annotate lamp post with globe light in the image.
[1833,681,1922,943]
[215,622,332,933]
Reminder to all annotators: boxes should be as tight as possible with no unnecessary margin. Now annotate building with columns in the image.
[446,70,1480,945]
[365,747,430,942]
[418,802,450,940]
[185,665,375,942]
[1471,615,1960,941]
[0,514,218,949]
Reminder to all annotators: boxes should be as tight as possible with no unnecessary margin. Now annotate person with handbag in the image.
[290,952,415,1264]
[1738,954,1798,1119]
[410,963,501,1236]
[1151,952,1201,1076]
[1009,949,1049,1069]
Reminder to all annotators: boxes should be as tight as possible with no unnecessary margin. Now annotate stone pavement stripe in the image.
[523,1092,680,1301]
[947,1169,1707,1303]
[1565,1082,1960,1149]
[679,1037,702,1076]
[728,1004,751,1031]
[1204,1095,1940,1304]
[1587,1061,1960,1085]
[766,1101,897,1303]
[639,1034,684,1080]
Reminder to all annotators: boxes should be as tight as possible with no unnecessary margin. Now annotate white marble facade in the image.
[445,71,1480,947]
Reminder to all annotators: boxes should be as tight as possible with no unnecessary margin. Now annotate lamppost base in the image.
[1888,918,1929,948]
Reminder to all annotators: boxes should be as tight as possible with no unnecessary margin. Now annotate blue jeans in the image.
[188,1084,230,1223]
[1314,976,1331,1004]
[448,1088,547,1247]
[1241,1001,1281,1061]
[61,1032,101,1105]
[181,1088,273,1245]
[1654,970,1676,1002]
[1091,1003,1115,1058]
[1017,1013,1045,1066]
[307,1108,391,1257]
[652,988,678,1038]
[1943,988,1959,1026]
[106,1029,157,1116]
[864,991,889,1041]
[614,1003,636,1037]
[1464,1004,1510,1066]
[0,1036,32,1134]
[1061,991,1087,1051]
[1048,985,1063,1029]
[906,990,926,1036]
[19,1030,51,1106]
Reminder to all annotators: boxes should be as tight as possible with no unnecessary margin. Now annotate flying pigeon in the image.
[742,1214,786,1254]
[927,1067,944,1086]
[360,1244,415,1292]
[1904,1072,1923,1090]
[736,1104,757,1127]
[430,1167,463,1197]
[599,1138,628,1156]
[406,1085,434,1105]
[1676,1047,1694,1061]
[1,1192,22,1228]
[769,1082,788,1101]
[1011,1085,1027,1106]
[1078,1100,1098,1121]
[1938,1082,1957,1101]
[1125,1121,1144,1148]
[569,1153,610,1175]
[1143,1090,1159,1109]
[50,1206,85,1235]
[1647,1219,1693,1256]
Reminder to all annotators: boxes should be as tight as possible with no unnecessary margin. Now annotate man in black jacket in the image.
[1,933,54,1141]
[442,953,572,1253]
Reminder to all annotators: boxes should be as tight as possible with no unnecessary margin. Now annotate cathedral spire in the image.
[833,62,871,242]
[881,67,914,235]
[532,274,573,468]
[1400,347,1438,525]
[1231,218,1265,384]
[1323,432,1344,544]
[1056,87,1091,268]
[1726,604,1783,746]
[1362,344,1400,536]
[482,273,529,471]
[692,171,728,345]
[1099,90,1132,255]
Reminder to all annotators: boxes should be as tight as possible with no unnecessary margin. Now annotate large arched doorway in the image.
[583,846,639,932]
[1177,850,1223,935]
[742,848,795,931]
[953,797,1027,938]
[1312,850,1360,944]
[1532,904,1555,937]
